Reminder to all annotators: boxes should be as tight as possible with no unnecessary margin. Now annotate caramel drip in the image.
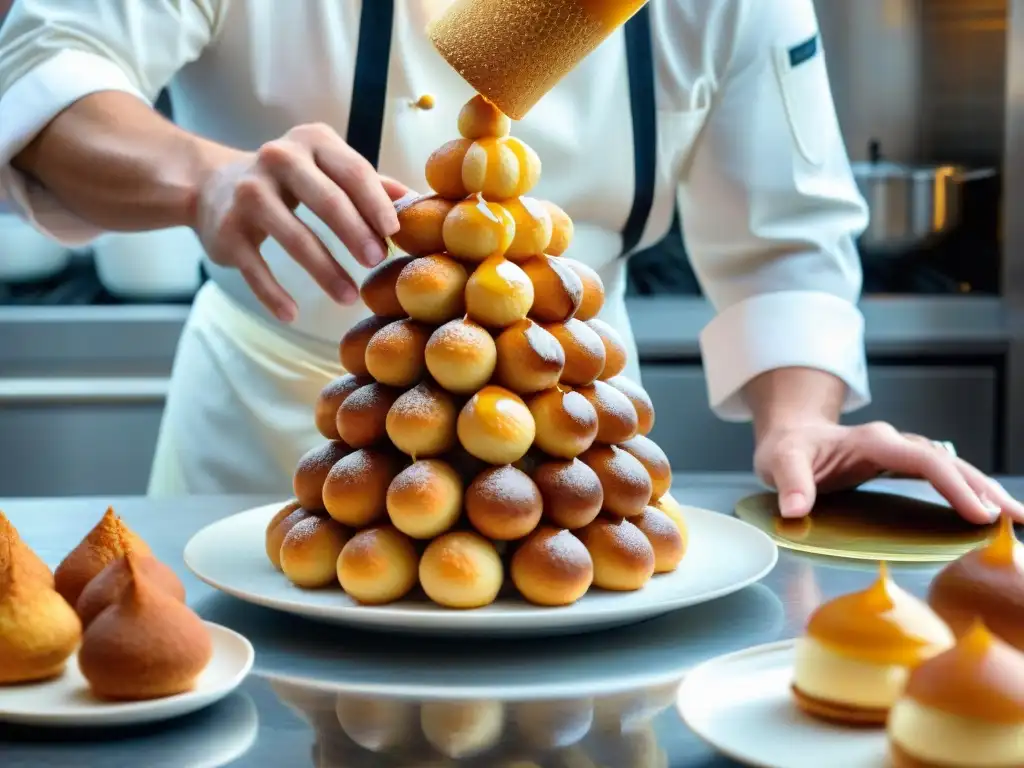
[905,620,1024,723]
[806,562,953,665]
[980,513,1020,567]
[504,137,533,197]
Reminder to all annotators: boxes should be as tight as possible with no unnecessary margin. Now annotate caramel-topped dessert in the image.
[792,563,954,724]
[928,513,1024,650]
[888,621,1024,768]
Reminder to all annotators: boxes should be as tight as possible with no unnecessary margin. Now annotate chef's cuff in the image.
[699,290,871,422]
[0,49,147,245]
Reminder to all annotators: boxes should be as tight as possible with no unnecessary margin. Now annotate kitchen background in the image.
[0,0,1020,495]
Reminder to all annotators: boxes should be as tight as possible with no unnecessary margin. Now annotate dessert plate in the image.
[0,622,254,727]
[677,641,888,768]
[184,503,778,637]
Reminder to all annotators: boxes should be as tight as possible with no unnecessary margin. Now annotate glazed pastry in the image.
[364,318,431,388]
[426,134,540,200]
[54,506,150,608]
[0,510,53,587]
[457,385,536,465]
[792,564,954,724]
[532,458,604,530]
[464,255,534,328]
[338,315,390,376]
[888,621,1024,768]
[76,552,186,628]
[442,196,516,262]
[78,553,213,700]
[928,513,1024,649]
[0,534,81,684]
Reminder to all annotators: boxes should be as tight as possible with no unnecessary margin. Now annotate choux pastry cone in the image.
[76,552,186,628]
[0,511,53,588]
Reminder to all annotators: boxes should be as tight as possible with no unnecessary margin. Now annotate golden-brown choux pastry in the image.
[466,465,542,540]
[465,256,534,328]
[360,255,413,318]
[493,319,565,395]
[54,507,150,609]
[335,693,418,753]
[386,459,463,539]
[393,195,455,255]
[420,699,506,759]
[503,197,553,262]
[323,449,402,527]
[280,515,351,589]
[425,138,475,199]
[386,381,459,458]
[420,531,504,609]
[265,502,312,570]
[545,319,606,386]
[0,511,53,588]
[532,458,604,529]
[364,318,431,387]
[654,493,688,542]
[0,534,81,684]
[336,526,419,605]
[575,381,638,445]
[442,196,516,262]
[561,260,604,320]
[527,387,599,459]
[458,94,511,139]
[463,137,542,200]
[620,435,672,500]
[586,319,628,380]
[511,527,594,606]
[605,376,655,435]
[78,554,212,700]
[457,385,536,465]
[314,374,367,440]
[293,440,350,511]
[425,318,498,394]
[76,553,186,628]
[578,518,656,591]
[580,445,652,518]
[521,255,584,323]
[632,507,686,573]
[542,201,574,257]
[395,253,468,323]
[336,382,401,448]
[339,315,391,376]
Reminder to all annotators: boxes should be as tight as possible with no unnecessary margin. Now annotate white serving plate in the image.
[184,503,778,638]
[677,640,890,768]
[0,622,254,728]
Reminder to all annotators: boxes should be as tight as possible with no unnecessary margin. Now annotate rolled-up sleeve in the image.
[0,0,222,243]
[679,0,870,421]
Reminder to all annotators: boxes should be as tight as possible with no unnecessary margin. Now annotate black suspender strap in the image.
[620,5,658,257]
[346,0,395,168]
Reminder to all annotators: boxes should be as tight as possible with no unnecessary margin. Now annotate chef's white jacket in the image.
[0,0,871,494]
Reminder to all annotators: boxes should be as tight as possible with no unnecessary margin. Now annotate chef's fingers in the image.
[862,429,995,524]
[311,139,401,241]
[228,235,297,323]
[954,459,1024,522]
[770,447,817,519]
[380,175,413,201]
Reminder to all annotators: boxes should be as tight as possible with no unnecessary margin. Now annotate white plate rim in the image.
[0,622,255,727]
[184,502,779,633]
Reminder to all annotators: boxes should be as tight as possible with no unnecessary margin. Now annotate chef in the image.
[0,0,1018,523]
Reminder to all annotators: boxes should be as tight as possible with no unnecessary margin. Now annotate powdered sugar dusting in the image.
[388,459,458,497]
[523,321,565,365]
[298,441,349,473]
[585,518,654,561]
[636,507,678,541]
[470,465,540,507]
[547,256,584,306]
[431,318,490,353]
[535,527,590,566]
[370,318,429,351]
[561,390,597,426]
[534,458,602,502]
[344,382,399,412]
[391,382,451,421]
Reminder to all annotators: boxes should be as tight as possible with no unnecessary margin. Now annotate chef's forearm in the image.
[745,367,846,442]
[12,91,242,232]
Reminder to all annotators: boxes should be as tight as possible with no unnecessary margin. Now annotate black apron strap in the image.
[620,5,658,257]
[346,0,395,168]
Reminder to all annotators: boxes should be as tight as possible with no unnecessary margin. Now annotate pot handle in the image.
[952,168,998,182]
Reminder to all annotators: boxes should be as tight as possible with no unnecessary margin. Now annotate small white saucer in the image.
[0,622,254,727]
[676,640,889,768]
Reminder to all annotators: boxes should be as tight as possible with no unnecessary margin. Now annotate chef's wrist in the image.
[185,139,251,228]
[745,367,846,443]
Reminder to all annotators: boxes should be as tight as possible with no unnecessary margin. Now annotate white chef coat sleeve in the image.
[0,0,224,244]
[678,0,871,422]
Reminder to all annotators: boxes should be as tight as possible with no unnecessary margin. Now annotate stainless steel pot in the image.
[851,142,997,254]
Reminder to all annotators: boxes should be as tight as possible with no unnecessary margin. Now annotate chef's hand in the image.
[747,368,1024,524]
[194,123,410,322]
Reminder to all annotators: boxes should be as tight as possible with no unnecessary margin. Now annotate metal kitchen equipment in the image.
[853,140,997,254]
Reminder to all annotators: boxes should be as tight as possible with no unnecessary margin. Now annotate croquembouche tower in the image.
[267,95,687,609]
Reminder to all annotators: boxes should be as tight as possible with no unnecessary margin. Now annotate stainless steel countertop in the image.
[0,296,1008,378]
[2,472,1016,768]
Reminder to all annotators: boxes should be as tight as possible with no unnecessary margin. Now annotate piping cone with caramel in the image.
[0,510,53,587]
[54,506,151,609]
[78,552,212,700]
[0,534,81,684]
[888,621,1024,768]
[792,563,954,725]
[928,513,1024,650]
